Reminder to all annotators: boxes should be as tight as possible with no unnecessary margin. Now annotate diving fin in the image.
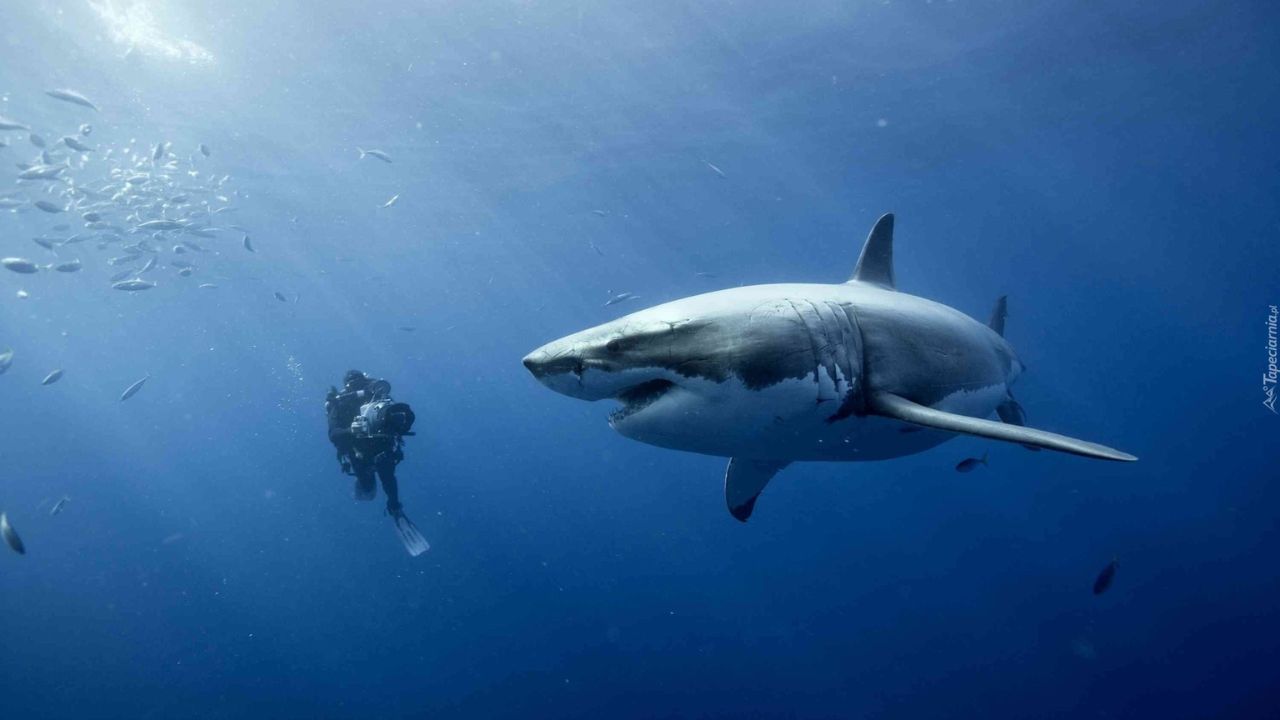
[869,392,1136,462]
[391,511,430,556]
[725,458,789,522]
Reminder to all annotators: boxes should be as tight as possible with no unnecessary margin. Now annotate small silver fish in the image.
[954,453,988,473]
[109,268,136,282]
[358,147,392,163]
[18,165,64,180]
[177,267,193,277]
[273,291,288,302]
[381,194,400,208]
[52,259,83,273]
[1,513,25,555]
[79,123,92,136]
[62,136,93,152]
[2,257,40,274]
[49,496,70,517]
[113,279,156,291]
[29,133,47,148]
[173,245,187,254]
[198,283,218,289]
[32,237,60,251]
[604,291,638,306]
[120,375,149,401]
[243,235,254,252]
[42,369,64,385]
[137,219,185,230]
[34,200,64,214]
[0,116,29,131]
[704,161,727,178]
[0,348,13,374]
[46,88,99,111]
[199,143,211,157]
[82,211,102,222]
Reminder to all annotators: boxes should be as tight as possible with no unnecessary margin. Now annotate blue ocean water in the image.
[1,1,1278,717]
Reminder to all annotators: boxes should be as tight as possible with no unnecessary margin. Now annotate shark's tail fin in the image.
[989,295,1008,337]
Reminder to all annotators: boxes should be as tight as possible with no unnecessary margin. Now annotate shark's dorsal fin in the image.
[989,295,1008,336]
[724,458,789,522]
[868,391,1137,461]
[849,213,895,289]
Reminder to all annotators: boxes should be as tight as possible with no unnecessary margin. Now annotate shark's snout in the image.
[523,329,673,403]
[521,345,581,380]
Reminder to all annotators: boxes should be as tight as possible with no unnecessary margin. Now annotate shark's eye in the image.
[605,339,621,353]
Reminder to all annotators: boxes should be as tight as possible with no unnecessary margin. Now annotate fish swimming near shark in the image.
[523,213,1137,521]
[358,147,393,163]
[45,88,99,111]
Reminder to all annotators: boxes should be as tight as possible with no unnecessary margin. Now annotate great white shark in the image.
[523,214,1137,521]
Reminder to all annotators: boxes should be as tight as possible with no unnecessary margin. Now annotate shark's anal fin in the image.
[849,213,895,289]
[725,458,789,522]
[869,392,1137,462]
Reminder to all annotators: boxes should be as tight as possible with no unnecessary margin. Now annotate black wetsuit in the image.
[326,384,402,512]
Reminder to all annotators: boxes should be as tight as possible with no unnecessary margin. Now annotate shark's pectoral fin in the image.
[996,395,1041,452]
[996,396,1026,426]
[869,392,1137,462]
[725,458,789,522]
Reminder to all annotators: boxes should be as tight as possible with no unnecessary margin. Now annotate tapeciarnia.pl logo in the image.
[1266,304,1278,414]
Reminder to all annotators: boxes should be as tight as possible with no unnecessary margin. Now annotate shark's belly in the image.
[615,375,1009,462]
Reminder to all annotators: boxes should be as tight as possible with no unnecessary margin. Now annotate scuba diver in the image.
[325,369,430,556]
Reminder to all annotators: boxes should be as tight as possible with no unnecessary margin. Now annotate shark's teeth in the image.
[609,379,676,424]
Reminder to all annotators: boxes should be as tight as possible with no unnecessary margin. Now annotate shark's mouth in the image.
[609,379,676,425]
